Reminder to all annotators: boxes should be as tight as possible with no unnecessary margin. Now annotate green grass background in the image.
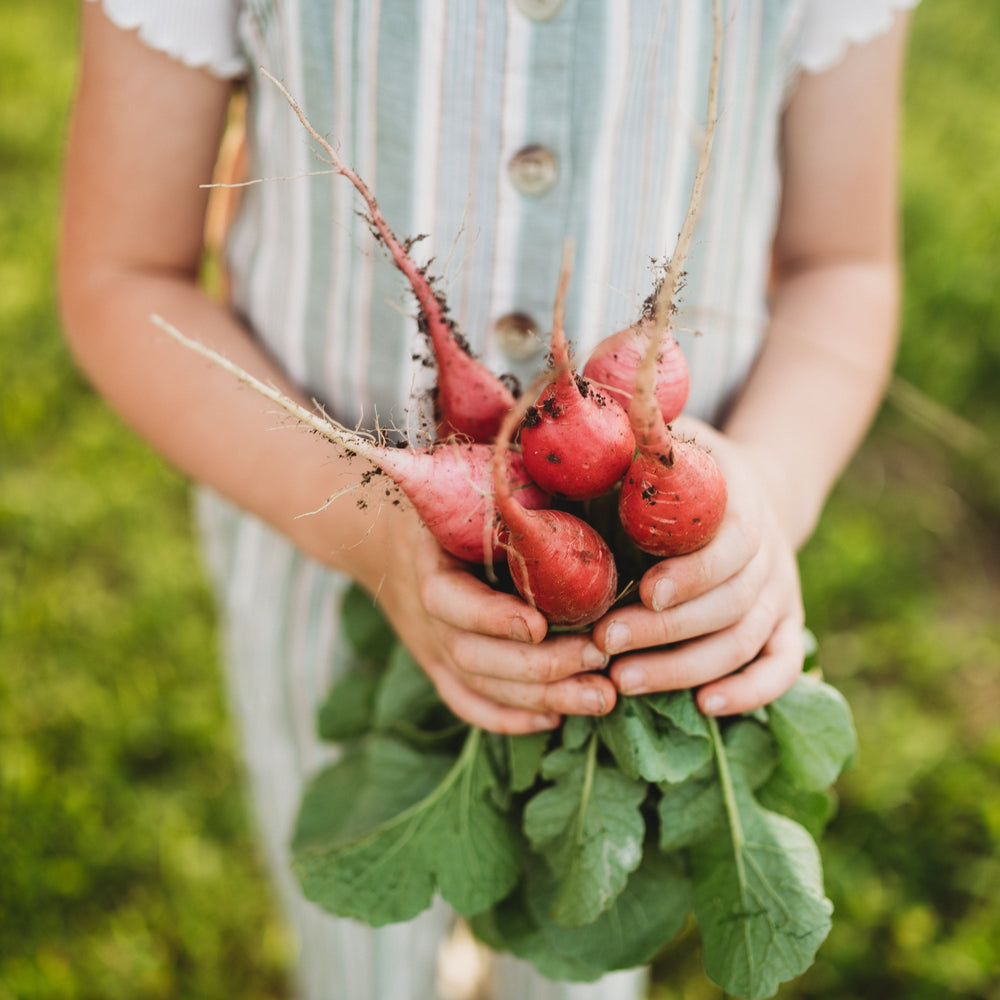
[1,2,997,998]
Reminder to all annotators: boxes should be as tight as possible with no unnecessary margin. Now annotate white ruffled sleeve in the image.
[86,0,247,79]
[795,0,921,75]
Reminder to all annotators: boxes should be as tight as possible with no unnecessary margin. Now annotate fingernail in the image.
[617,665,647,694]
[702,694,727,715]
[582,687,607,714]
[604,622,631,654]
[582,643,610,670]
[652,579,675,612]
[533,713,561,731]
[508,615,532,643]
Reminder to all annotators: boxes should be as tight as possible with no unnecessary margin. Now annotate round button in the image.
[507,145,559,197]
[512,0,565,21]
[494,311,543,361]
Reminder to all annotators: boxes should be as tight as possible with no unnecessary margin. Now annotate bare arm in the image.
[724,15,907,546]
[59,2,615,732]
[593,14,910,713]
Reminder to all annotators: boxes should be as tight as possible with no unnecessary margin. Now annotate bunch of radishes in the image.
[158,1,724,634]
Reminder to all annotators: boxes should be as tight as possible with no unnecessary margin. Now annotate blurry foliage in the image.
[0,1,997,998]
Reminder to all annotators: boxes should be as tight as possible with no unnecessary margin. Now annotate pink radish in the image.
[518,246,635,501]
[151,316,548,565]
[617,0,727,558]
[260,70,514,444]
[582,311,690,425]
[490,288,619,628]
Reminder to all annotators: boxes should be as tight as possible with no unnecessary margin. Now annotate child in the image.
[59,1,916,997]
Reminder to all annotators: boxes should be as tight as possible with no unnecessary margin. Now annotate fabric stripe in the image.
[487,7,530,377]
[579,0,631,350]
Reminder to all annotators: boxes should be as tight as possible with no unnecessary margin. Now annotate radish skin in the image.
[260,69,514,444]
[618,429,728,557]
[151,315,547,564]
[582,315,690,425]
[518,246,635,501]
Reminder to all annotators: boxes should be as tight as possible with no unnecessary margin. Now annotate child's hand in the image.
[341,502,615,735]
[590,417,805,716]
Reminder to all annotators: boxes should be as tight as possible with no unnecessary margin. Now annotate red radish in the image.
[582,311,690,424]
[151,316,547,565]
[490,305,619,629]
[518,245,635,501]
[618,0,727,558]
[618,427,727,557]
[260,70,514,444]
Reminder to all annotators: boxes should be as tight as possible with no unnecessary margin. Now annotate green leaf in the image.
[523,847,690,974]
[768,674,857,791]
[506,730,552,793]
[340,583,397,663]
[756,769,837,840]
[656,720,774,852]
[598,695,711,783]
[472,889,605,983]
[725,719,778,790]
[372,645,443,731]
[523,735,647,927]
[561,713,596,750]
[476,848,690,983]
[315,668,381,742]
[645,689,711,738]
[691,718,833,999]
[292,729,521,924]
[658,774,724,852]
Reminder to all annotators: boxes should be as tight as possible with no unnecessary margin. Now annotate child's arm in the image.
[59,2,615,734]
[591,13,912,715]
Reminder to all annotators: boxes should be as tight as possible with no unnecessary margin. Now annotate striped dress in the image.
[91,1,918,997]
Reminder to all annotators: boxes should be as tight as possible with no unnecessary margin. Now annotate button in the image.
[512,0,565,21]
[507,145,559,197]
[494,311,543,361]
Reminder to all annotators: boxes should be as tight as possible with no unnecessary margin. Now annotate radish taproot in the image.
[151,315,548,565]
[260,70,515,444]
[518,246,635,501]
[618,0,727,558]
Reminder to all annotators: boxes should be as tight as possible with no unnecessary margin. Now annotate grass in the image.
[1,1,998,998]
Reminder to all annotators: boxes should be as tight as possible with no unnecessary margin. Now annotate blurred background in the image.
[1,1,997,998]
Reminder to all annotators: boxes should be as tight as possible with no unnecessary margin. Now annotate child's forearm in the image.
[58,265,389,585]
[722,256,900,550]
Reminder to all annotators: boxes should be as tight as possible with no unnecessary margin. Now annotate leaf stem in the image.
[574,731,600,850]
[706,716,746,883]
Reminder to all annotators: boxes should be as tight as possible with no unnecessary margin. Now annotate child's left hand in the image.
[590,416,806,716]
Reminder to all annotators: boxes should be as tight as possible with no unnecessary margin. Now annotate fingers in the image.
[609,594,785,696]
[410,553,617,732]
[696,613,806,716]
[634,494,762,613]
[429,631,615,724]
[594,555,769,656]
[607,603,805,716]
[423,650,616,735]
[426,664,563,735]
[421,562,550,644]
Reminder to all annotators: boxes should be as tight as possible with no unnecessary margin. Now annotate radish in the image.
[490,314,619,629]
[617,0,727,558]
[518,245,635,501]
[151,316,548,565]
[260,70,514,444]
[582,309,690,425]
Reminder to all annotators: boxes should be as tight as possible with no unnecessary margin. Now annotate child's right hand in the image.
[335,500,616,735]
